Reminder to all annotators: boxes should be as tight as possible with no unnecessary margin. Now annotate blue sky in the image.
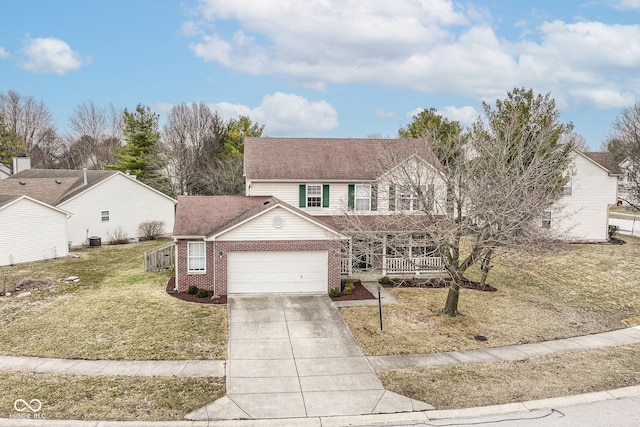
[1,0,640,149]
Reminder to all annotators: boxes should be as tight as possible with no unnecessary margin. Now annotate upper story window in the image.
[299,184,329,208]
[391,184,434,212]
[101,210,110,222]
[306,184,322,207]
[355,184,371,211]
[563,179,572,196]
[187,242,206,273]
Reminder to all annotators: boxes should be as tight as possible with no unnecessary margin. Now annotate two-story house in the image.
[172,139,620,296]
[172,138,448,295]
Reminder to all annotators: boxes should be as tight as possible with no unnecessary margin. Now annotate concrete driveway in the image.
[187,294,429,420]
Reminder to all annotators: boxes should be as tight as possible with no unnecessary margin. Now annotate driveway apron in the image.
[187,294,429,420]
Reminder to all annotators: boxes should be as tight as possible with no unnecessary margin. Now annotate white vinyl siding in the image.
[0,198,69,266]
[59,173,175,247]
[187,242,206,273]
[216,206,336,241]
[227,251,328,293]
[552,152,618,242]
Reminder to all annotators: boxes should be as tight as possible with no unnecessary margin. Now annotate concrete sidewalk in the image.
[0,355,225,377]
[369,325,640,371]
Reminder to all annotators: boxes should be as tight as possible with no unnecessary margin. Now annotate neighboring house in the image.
[172,196,346,295]
[548,150,621,242]
[0,164,10,180]
[0,169,176,247]
[0,195,70,266]
[618,157,636,203]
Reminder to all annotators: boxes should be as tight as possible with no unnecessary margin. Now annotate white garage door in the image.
[227,251,328,294]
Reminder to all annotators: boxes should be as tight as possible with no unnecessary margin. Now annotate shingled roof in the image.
[244,137,442,181]
[582,152,623,175]
[173,195,278,237]
[0,169,118,206]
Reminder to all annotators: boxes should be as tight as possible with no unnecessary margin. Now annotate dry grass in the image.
[380,344,640,410]
[0,372,223,421]
[0,241,227,360]
[341,236,640,356]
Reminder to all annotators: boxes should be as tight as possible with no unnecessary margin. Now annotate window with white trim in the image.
[563,179,572,196]
[101,210,110,222]
[187,242,206,273]
[306,184,322,207]
[398,186,423,211]
[541,211,552,229]
[355,184,371,211]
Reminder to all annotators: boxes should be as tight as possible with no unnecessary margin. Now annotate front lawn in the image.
[340,236,640,356]
[0,241,227,360]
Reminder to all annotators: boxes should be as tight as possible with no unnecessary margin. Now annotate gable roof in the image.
[0,169,176,206]
[244,137,442,181]
[581,151,623,175]
[173,195,344,239]
[0,169,118,205]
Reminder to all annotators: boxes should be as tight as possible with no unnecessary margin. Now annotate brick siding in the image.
[175,239,342,295]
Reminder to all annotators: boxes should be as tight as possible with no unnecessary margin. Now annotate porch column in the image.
[382,234,387,276]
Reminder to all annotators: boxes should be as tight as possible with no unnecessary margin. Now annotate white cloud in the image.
[0,47,9,59]
[611,0,640,10]
[375,109,396,119]
[21,37,88,74]
[208,93,338,136]
[188,0,640,111]
[438,106,479,127]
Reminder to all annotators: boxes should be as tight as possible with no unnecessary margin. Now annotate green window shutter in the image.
[389,185,396,211]
[322,185,330,208]
[348,184,355,210]
[371,184,378,211]
[299,184,306,208]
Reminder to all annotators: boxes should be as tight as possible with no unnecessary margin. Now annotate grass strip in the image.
[0,372,224,421]
[380,344,640,410]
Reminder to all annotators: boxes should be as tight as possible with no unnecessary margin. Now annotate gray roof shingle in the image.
[582,152,623,175]
[244,137,441,181]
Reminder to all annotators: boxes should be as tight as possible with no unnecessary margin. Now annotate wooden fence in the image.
[144,242,175,272]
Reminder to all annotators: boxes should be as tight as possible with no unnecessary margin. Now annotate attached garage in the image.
[227,251,328,294]
[173,196,347,295]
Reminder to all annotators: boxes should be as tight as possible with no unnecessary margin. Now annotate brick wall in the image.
[175,239,343,295]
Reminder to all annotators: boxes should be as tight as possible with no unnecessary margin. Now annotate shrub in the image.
[107,226,129,245]
[196,289,208,298]
[342,282,355,295]
[329,287,342,297]
[138,220,166,240]
[378,276,394,285]
[340,278,353,292]
[187,285,198,295]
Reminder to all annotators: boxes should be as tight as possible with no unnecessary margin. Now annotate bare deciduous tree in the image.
[606,103,640,210]
[0,90,63,167]
[63,101,123,169]
[343,89,574,316]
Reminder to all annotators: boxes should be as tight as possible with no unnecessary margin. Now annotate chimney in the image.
[83,168,88,185]
[12,157,31,175]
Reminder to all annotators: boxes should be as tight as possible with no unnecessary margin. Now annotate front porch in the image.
[341,255,445,277]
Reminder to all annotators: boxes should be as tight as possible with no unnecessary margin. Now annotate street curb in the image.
[2,385,640,427]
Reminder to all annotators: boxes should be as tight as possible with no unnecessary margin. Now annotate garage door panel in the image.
[228,251,328,294]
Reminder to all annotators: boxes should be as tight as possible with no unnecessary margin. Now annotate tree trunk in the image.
[442,279,460,316]
[479,249,493,289]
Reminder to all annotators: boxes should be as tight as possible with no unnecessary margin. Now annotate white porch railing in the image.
[385,256,443,274]
[340,258,351,274]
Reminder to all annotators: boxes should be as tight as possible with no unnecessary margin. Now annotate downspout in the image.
[212,240,217,296]
[173,238,179,291]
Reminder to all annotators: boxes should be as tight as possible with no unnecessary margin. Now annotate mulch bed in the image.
[330,280,376,301]
[165,277,227,305]
[380,277,497,292]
